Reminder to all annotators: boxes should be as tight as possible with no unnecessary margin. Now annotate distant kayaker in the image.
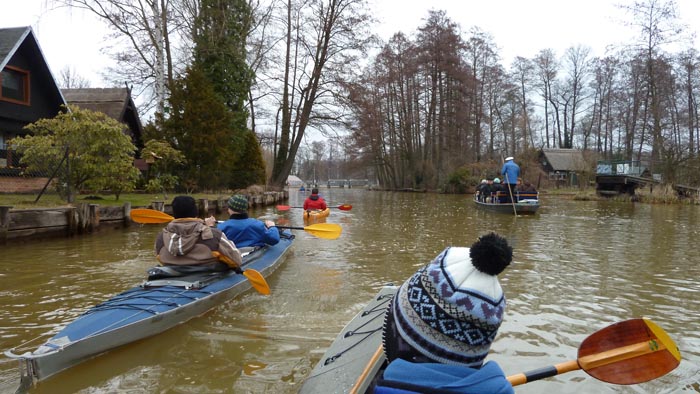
[303,188,327,211]
[207,194,280,248]
[382,232,513,369]
[155,195,243,269]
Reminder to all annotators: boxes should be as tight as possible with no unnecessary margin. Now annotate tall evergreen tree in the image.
[193,0,265,188]
[155,66,237,191]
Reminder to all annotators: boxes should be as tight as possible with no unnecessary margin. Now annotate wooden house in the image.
[0,26,66,169]
[63,87,145,164]
[539,148,588,187]
[1,26,147,192]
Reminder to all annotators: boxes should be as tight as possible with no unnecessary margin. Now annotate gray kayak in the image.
[300,285,398,394]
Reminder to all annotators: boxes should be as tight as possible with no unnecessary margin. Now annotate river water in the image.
[0,189,698,393]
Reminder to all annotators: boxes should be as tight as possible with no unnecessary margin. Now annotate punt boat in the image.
[5,231,295,383]
[473,191,540,215]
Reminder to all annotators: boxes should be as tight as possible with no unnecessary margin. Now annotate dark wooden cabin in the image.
[0,26,67,169]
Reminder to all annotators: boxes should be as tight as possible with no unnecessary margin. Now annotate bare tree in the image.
[510,56,535,151]
[533,49,558,148]
[561,45,593,148]
[58,0,196,114]
[621,0,685,167]
[57,66,91,88]
[268,0,374,188]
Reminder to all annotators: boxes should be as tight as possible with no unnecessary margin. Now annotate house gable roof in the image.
[541,149,587,172]
[0,27,28,69]
[0,26,67,106]
[62,87,145,150]
[63,88,133,120]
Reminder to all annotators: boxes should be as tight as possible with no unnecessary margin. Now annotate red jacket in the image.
[303,194,327,210]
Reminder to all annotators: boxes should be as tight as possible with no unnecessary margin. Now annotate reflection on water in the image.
[1,190,699,393]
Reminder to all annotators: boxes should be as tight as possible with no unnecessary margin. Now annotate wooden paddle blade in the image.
[507,318,681,387]
[276,205,292,211]
[337,204,353,211]
[243,269,270,295]
[578,318,681,385]
[303,223,342,239]
[130,208,174,224]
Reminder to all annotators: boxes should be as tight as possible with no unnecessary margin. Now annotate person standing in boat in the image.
[501,156,520,203]
[382,232,513,369]
[207,194,280,248]
[155,195,243,269]
[303,188,327,211]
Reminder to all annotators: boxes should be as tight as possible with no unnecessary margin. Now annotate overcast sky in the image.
[2,0,699,87]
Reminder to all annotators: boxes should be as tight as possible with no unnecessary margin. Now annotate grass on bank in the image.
[570,184,698,204]
[0,192,234,209]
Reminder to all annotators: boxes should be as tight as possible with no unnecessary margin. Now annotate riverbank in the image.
[0,190,288,244]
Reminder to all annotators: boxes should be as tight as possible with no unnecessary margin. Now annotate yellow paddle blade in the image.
[644,318,681,362]
[130,208,174,224]
[285,223,342,239]
[243,269,271,295]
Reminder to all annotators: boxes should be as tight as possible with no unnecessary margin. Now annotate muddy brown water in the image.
[1,189,698,393]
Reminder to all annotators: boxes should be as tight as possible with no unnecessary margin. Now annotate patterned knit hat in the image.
[383,232,512,368]
[227,194,249,212]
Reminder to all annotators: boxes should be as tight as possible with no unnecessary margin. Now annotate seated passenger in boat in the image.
[155,196,242,269]
[476,179,489,201]
[207,194,280,248]
[378,232,514,393]
[491,178,505,202]
[521,181,537,193]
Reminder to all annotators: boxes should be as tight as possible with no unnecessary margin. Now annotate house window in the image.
[1,66,30,104]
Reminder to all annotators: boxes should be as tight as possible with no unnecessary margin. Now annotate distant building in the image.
[539,148,587,186]
[63,87,145,168]
[287,175,304,188]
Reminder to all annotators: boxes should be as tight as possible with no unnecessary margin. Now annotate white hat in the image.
[505,156,513,161]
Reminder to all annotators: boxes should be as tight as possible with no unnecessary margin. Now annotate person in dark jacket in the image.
[207,194,280,248]
[155,196,242,269]
[303,188,327,211]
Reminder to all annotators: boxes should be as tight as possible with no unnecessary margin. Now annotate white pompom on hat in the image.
[383,232,513,368]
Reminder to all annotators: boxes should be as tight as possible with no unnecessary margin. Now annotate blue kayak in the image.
[5,231,294,383]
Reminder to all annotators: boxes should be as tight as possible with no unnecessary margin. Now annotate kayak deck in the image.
[300,285,397,394]
[5,232,294,383]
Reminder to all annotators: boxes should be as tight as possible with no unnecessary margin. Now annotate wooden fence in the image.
[0,191,288,244]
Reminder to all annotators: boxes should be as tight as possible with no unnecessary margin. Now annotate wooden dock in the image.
[595,174,659,196]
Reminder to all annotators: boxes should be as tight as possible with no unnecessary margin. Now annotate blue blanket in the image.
[375,359,514,394]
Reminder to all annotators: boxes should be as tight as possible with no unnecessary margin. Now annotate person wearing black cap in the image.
[154,196,242,268]
[206,194,280,248]
[500,157,520,203]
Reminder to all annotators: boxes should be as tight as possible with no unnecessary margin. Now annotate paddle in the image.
[507,318,681,387]
[129,208,270,295]
[504,173,518,216]
[275,204,353,211]
[275,223,342,239]
[212,251,270,295]
[130,209,342,239]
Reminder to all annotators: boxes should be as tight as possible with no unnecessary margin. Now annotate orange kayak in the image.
[303,208,330,222]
